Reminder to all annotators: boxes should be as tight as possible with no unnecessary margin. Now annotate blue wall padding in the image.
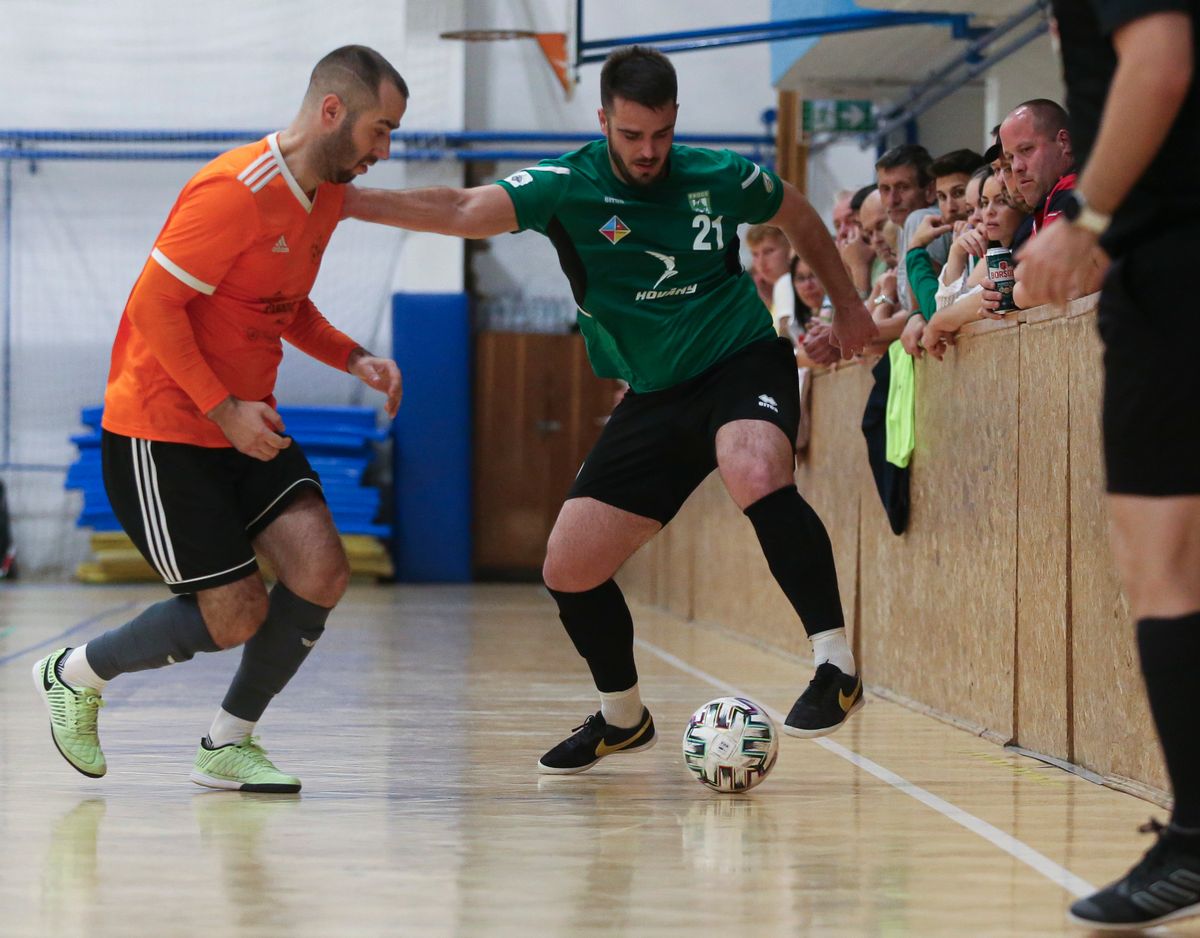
[67,406,389,538]
[391,292,472,583]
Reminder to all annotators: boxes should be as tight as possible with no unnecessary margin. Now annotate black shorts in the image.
[568,337,800,524]
[101,430,324,594]
[1098,228,1200,496]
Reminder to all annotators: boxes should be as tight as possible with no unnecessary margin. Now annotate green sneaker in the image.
[32,648,106,778]
[190,737,301,793]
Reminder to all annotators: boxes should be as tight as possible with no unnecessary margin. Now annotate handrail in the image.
[0,129,774,164]
[869,1,1050,146]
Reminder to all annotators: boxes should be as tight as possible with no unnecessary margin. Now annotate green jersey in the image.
[495,140,784,392]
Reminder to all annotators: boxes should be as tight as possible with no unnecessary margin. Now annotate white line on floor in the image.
[634,636,1097,899]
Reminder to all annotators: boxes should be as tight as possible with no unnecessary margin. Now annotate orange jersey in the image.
[103,133,359,447]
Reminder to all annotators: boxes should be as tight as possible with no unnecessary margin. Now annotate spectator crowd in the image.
[748,98,1106,369]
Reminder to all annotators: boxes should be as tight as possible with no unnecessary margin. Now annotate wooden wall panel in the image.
[618,537,659,608]
[1067,314,1164,790]
[615,298,1168,798]
[662,501,695,622]
[690,476,747,631]
[1015,319,1072,758]
[796,364,873,649]
[860,328,1020,740]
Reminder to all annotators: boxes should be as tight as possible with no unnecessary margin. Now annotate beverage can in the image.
[986,245,1017,312]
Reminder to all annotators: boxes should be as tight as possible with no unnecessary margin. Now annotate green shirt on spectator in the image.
[905,247,940,321]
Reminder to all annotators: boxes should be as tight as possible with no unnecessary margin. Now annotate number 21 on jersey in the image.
[692,215,725,251]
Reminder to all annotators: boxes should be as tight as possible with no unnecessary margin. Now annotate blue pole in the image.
[2,156,11,467]
[391,293,472,582]
[576,11,968,49]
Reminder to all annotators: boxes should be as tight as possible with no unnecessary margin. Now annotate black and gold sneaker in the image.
[1069,819,1200,930]
[783,662,864,738]
[537,708,656,775]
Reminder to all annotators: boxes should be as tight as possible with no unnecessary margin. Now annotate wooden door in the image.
[473,332,620,578]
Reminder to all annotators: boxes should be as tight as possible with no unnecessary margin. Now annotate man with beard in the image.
[348,45,877,773]
[32,45,405,793]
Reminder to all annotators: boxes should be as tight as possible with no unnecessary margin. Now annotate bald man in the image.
[33,45,406,793]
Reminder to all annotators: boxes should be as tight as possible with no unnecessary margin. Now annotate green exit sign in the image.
[802,99,876,133]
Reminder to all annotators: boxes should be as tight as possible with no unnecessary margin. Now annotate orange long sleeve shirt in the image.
[103,133,359,447]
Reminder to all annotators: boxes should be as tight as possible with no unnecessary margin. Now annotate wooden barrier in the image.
[619,295,1166,801]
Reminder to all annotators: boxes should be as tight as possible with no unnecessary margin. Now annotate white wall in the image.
[463,0,781,317]
[0,0,802,577]
[0,0,468,576]
[464,0,776,135]
[985,33,1066,137]
[805,141,876,228]
[916,84,987,160]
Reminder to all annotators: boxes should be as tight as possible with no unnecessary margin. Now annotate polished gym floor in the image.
[0,583,1189,937]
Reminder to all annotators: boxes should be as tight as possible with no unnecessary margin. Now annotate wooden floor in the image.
[0,583,1192,937]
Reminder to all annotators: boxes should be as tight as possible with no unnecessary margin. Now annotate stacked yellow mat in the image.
[76,532,394,584]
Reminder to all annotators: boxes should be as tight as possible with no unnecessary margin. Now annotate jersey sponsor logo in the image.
[599,215,631,244]
[604,196,626,205]
[763,174,775,194]
[645,251,679,290]
[636,283,697,302]
[262,294,296,315]
[505,170,534,187]
[636,250,697,300]
[687,190,712,214]
[757,394,779,413]
[272,235,289,253]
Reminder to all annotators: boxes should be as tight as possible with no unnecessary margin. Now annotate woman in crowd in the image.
[935,164,992,310]
[921,171,1030,359]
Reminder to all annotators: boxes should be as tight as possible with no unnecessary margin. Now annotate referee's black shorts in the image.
[1098,227,1200,496]
[101,430,324,594]
[568,337,801,525]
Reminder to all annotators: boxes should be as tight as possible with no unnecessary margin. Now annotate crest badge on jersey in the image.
[687,191,712,214]
[599,215,631,244]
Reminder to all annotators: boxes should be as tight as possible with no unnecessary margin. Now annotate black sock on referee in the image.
[744,484,845,638]
[547,579,638,693]
[1137,611,1200,830]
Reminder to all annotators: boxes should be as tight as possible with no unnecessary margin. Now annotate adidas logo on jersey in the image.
[757,394,779,413]
[272,236,289,253]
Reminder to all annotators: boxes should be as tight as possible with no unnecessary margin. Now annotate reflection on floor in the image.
[0,583,1192,937]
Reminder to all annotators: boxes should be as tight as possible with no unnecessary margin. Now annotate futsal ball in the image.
[682,696,779,793]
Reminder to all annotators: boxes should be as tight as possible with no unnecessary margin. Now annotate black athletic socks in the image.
[1138,611,1200,829]
[84,594,219,680]
[744,484,845,638]
[547,579,637,693]
[221,583,331,722]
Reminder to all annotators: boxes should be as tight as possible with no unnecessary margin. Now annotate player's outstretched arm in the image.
[769,183,878,359]
[342,183,518,239]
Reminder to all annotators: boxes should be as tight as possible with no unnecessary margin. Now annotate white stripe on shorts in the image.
[130,439,181,584]
[142,440,183,582]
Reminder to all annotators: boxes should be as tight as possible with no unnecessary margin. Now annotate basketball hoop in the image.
[440,29,575,98]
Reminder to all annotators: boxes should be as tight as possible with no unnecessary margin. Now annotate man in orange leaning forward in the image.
[32,45,405,793]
